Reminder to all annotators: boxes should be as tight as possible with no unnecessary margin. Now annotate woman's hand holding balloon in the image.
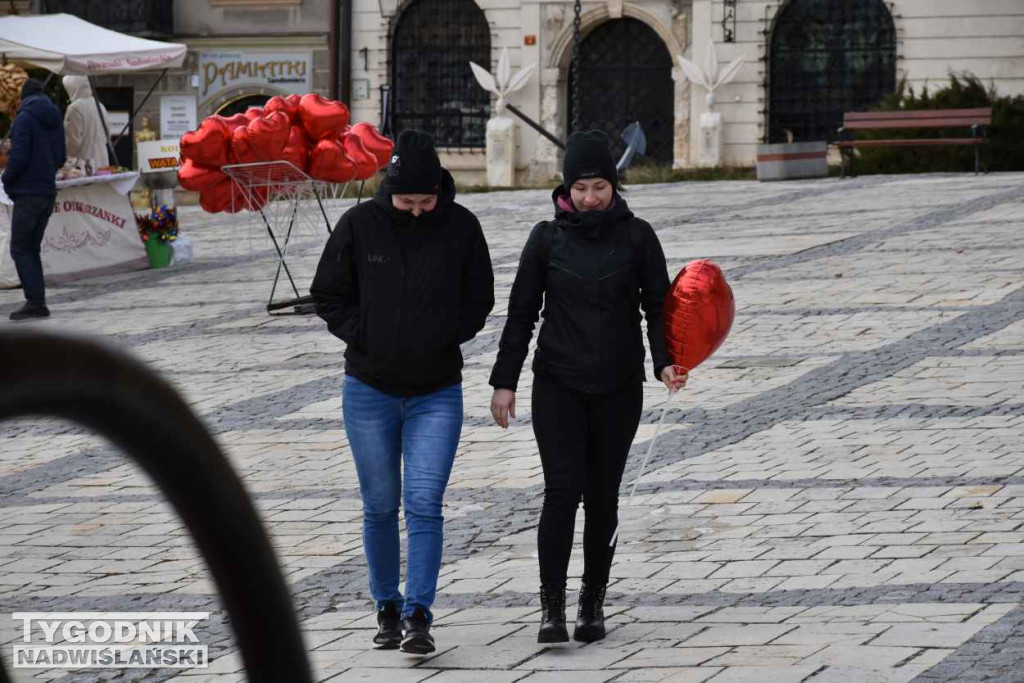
[659,366,688,394]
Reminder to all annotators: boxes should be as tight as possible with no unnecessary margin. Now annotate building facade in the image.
[693,0,1024,168]
[13,0,1024,183]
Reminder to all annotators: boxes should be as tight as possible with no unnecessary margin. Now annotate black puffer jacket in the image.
[311,171,494,397]
[489,187,671,393]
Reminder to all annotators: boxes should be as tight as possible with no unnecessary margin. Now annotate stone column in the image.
[536,72,563,183]
[671,0,692,168]
[672,68,691,169]
[688,0,712,168]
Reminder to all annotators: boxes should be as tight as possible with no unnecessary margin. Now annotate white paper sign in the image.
[198,51,312,103]
[160,95,197,139]
[108,111,130,140]
[137,139,181,174]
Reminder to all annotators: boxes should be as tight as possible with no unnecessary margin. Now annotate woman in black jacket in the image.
[489,130,685,644]
[312,130,494,654]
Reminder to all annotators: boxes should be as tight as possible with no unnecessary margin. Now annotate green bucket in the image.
[144,238,172,269]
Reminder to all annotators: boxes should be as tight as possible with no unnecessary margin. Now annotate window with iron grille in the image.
[391,0,491,149]
[768,0,896,144]
[41,0,173,37]
[567,18,674,165]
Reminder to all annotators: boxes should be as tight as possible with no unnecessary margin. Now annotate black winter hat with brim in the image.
[385,130,443,195]
[563,130,617,190]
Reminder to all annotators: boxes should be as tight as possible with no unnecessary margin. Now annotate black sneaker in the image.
[372,602,403,649]
[10,301,50,321]
[400,606,435,654]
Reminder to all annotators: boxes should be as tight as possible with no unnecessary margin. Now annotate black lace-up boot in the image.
[573,583,607,642]
[538,583,569,643]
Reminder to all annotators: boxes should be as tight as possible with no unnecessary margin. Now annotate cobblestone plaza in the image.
[2,173,1023,682]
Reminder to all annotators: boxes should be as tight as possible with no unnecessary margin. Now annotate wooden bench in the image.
[837,108,992,177]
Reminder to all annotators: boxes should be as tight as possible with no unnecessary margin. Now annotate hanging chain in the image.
[570,0,582,133]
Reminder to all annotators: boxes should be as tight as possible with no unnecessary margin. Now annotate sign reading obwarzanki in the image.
[199,52,312,102]
[52,198,129,230]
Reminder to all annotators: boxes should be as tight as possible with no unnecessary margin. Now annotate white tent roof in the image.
[0,13,186,75]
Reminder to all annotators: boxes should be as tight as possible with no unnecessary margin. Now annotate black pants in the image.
[532,373,643,587]
[10,194,54,303]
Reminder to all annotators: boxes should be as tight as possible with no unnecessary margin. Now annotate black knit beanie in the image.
[385,130,442,194]
[563,130,617,190]
[21,79,45,98]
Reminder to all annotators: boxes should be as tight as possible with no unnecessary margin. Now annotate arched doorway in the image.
[768,0,896,143]
[568,18,674,165]
[216,94,271,117]
[391,0,490,148]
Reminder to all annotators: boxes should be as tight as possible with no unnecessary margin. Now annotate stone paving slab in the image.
[1,173,1023,682]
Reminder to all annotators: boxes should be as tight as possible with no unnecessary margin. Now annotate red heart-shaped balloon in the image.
[244,106,265,121]
[265,94,302,124]
[230,125,260,164]
[299,94,350,140]
[663,259,735,374]
[178,158,226,192]
[247,111,291,161]
[180,117,230,168]
[199,178,233,213]
[213,113,250,132]
[309,137,357,183]
[342,132,379,181]
[281,125,310,173]
[350,122,394,170]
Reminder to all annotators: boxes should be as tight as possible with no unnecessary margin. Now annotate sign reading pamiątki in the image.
[12,613,209,669]
[198,51,312,103]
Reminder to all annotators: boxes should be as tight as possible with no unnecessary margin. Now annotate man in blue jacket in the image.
[2,78,66,321]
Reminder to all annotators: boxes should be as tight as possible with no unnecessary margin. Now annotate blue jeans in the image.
[342,375,462,621]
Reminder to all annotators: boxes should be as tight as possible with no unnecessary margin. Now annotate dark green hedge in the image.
[854,73,1024,174]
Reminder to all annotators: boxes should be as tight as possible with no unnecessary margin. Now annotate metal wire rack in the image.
[220,161,335,315]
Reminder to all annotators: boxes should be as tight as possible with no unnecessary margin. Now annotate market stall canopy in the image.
[0,14,186,75]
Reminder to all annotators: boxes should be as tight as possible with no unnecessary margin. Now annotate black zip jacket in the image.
[489,187,671,393]
[311,171,494,397]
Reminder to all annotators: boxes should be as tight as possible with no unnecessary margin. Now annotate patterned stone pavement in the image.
[1,172,1023,682]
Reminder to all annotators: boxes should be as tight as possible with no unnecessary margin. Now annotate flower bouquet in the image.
[135,206,178,268]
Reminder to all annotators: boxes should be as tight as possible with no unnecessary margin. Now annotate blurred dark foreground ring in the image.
[0,328,313,683]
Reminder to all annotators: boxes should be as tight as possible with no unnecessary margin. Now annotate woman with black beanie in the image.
[312,130,494,654]
[489,130,685,644]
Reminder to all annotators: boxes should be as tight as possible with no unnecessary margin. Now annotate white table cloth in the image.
[0,172,148,288]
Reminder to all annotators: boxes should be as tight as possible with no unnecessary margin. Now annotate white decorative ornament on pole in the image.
[677,41,744,167]
[470,47,537,187]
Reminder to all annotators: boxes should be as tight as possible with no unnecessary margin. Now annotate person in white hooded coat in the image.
[62,75,110,168]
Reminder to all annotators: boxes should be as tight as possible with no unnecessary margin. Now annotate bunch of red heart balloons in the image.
[177,93,394,214]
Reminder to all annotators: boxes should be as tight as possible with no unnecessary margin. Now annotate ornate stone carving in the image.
[538,82,561,167]
[670,0,690,49]
[673,77,691,169]
[543,4,566,40]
